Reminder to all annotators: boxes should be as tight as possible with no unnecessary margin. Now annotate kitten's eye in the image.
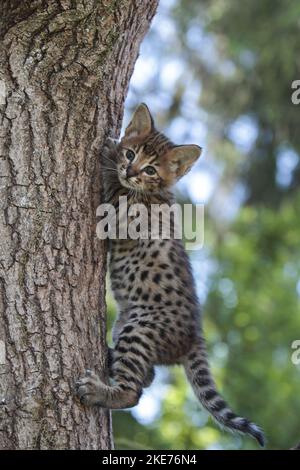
[144,166,156,176]
[126,150,135,162]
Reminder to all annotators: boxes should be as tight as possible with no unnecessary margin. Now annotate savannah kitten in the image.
[76,104,264,446]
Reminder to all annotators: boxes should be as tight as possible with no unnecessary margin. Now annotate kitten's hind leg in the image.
[75,351,150,409]
[76,323,156,408]
[75,368,142,409]
[107,347,154,386]
[142,367,155,388]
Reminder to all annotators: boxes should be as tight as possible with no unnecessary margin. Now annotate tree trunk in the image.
[0,0,158,450]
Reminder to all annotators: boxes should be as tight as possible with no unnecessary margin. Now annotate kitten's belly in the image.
[110,238,193,303]
[109,238,200,327]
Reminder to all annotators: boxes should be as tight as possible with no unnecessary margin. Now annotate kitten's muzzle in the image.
[126,166,138,178]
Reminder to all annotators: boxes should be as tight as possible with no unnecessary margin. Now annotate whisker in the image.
[101,154,118,166]
[101,166,119,173]
[101,166,118,172]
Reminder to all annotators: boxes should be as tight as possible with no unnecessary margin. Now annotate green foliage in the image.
[172,0,300,207]
[204,194,300,449]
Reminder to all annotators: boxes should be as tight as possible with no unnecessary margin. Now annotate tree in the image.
[0,0,158,450]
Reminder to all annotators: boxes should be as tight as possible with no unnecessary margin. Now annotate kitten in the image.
[76,104,265,447]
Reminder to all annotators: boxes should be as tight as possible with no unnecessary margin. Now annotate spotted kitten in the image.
[76,104,265,447]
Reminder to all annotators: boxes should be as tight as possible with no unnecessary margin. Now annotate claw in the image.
[80,396,85,405]
[106,137,118,145]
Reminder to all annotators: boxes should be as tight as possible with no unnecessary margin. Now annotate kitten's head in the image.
[117,104,202,192]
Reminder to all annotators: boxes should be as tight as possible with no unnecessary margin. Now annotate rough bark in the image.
[0,0,158,450]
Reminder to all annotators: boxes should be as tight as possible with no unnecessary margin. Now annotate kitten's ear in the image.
[167,145,202,178]
[124,103,153,139]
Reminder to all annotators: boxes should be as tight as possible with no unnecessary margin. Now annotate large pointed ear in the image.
[167,145,202,177]
[124,103,153,139]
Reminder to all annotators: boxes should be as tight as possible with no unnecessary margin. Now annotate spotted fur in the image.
[76,104,265,447]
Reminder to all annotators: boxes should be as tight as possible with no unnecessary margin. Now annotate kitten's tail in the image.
[182,335,265,447]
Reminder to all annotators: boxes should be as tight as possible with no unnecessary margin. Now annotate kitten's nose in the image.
[126,166,138,178]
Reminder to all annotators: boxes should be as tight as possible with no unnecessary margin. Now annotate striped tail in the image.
[183,336,265,447]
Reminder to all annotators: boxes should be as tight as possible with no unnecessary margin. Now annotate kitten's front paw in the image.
[75,369,104,406]
[102,137,119,159]
[106,137,118,146]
